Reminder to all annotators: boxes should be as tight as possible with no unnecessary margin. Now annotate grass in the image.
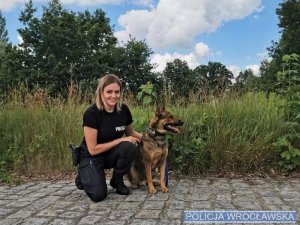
[0,87,287,183]
[203,92,285,173]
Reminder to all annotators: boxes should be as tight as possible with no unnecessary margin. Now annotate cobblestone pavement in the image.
[0,176,299,225]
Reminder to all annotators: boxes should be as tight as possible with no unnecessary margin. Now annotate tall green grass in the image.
[0,87,286,182]
[131,92,286,174]
[203,92,285,173]
[0,86,89,181]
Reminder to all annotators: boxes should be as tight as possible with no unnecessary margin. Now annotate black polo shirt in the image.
[81,103,133,157]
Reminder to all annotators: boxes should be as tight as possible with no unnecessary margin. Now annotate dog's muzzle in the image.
[164,120,184,133]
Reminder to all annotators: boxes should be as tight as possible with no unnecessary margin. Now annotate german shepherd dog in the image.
[128,106,184,194]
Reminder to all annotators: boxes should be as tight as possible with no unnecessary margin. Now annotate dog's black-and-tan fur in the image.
[128,106,183,194]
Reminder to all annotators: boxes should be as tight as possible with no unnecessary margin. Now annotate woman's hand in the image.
[120,136,140,146]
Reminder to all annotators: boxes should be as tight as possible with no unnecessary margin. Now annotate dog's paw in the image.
[148,187,157,194]
[161,187,169,193]
[131,184,138,189]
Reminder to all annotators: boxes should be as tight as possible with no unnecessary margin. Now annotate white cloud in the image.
[116,0,263,48]
[227,64,260,78]
[115,10,154,44]
[17,34,23,44]
[60,0,124,6]
[228,64,260,78]
[150,42,210,72]
[246,64,260,76]
[227,65,241,78]
[0,0,26,11]
[194,42,210,59]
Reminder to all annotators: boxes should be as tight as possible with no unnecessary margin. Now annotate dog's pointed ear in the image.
[156,105,165,114]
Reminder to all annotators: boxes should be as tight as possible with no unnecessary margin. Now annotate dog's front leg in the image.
[145,162,157,194]
[160,159,169,193]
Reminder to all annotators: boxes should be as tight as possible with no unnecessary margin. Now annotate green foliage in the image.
[234,69,262,93]
[0,87,287,181]
[117,38,155,95]
[163,59,193,98]
[193,61,234,96]
[202,92,285,173]
[168,109,208,173]
[0,131,16,183]
[10,0,119,93]
[276,0,300,57]
[0,86,85,181]
[138,92,286,174]
[272,53,300,171]
[262,0,300,94]
[137,81,157,106]
[0,11,9,97]
[0,0,158,96]
[0,11,8,43]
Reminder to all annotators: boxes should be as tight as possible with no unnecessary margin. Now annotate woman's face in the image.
[101,83,121,110]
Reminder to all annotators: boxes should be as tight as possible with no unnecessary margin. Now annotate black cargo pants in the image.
[77,142,138,202]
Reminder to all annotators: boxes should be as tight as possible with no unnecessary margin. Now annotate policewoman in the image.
[76,74,142,202]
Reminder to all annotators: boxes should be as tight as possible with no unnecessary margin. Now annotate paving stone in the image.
[0,208,15,217]
[0,177,299,224]
[135,209,161,219]
[129,219,157,225]
[116,201,141,210]
[20,217,50,225]
[78,215,103,224]
[26,196,60,210]
[188,192,211,201]
[48,218,76,225]
[0,218,22,225]
[159,219,181,225]
[190,200,211,209]
[6,209,36,219]
[58,210,86,219]
[108,210,134,220]
[142,200,165,210]
[165,199,187,209]
[161,209,182,219]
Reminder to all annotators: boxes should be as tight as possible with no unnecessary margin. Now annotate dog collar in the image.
[146,127,165,137]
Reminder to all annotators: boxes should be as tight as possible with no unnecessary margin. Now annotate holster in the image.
[69,144,81,166]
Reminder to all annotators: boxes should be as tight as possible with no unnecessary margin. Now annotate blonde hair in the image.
[96,74,123,112]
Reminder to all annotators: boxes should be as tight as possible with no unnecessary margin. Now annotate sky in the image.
[1,0,283,77]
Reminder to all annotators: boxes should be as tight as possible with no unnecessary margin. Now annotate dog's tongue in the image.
[167,125,180,133]
[173,127,180,133]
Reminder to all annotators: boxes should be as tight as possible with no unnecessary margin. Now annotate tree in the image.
[0,11,9,95]
[234,69,251,92]
[5,0,156,95]
[258,59,278,94]
[234,69,261,93]
[272,53,300,171]
[262,0,300,93]
[9,0,118,93]
[115,38,155,95]
[193,61,233,95]
[276,0,300,56]
[0,11,8,43]
[163,58,193,98]
[0,11,8,60]
[192,65,210,94]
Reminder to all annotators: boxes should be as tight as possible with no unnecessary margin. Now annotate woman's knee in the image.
[87,191,107,202]
[119,141,138,156]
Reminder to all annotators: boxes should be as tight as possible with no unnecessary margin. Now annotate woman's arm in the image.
[125,124,142,140]
[84,126,140,156]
